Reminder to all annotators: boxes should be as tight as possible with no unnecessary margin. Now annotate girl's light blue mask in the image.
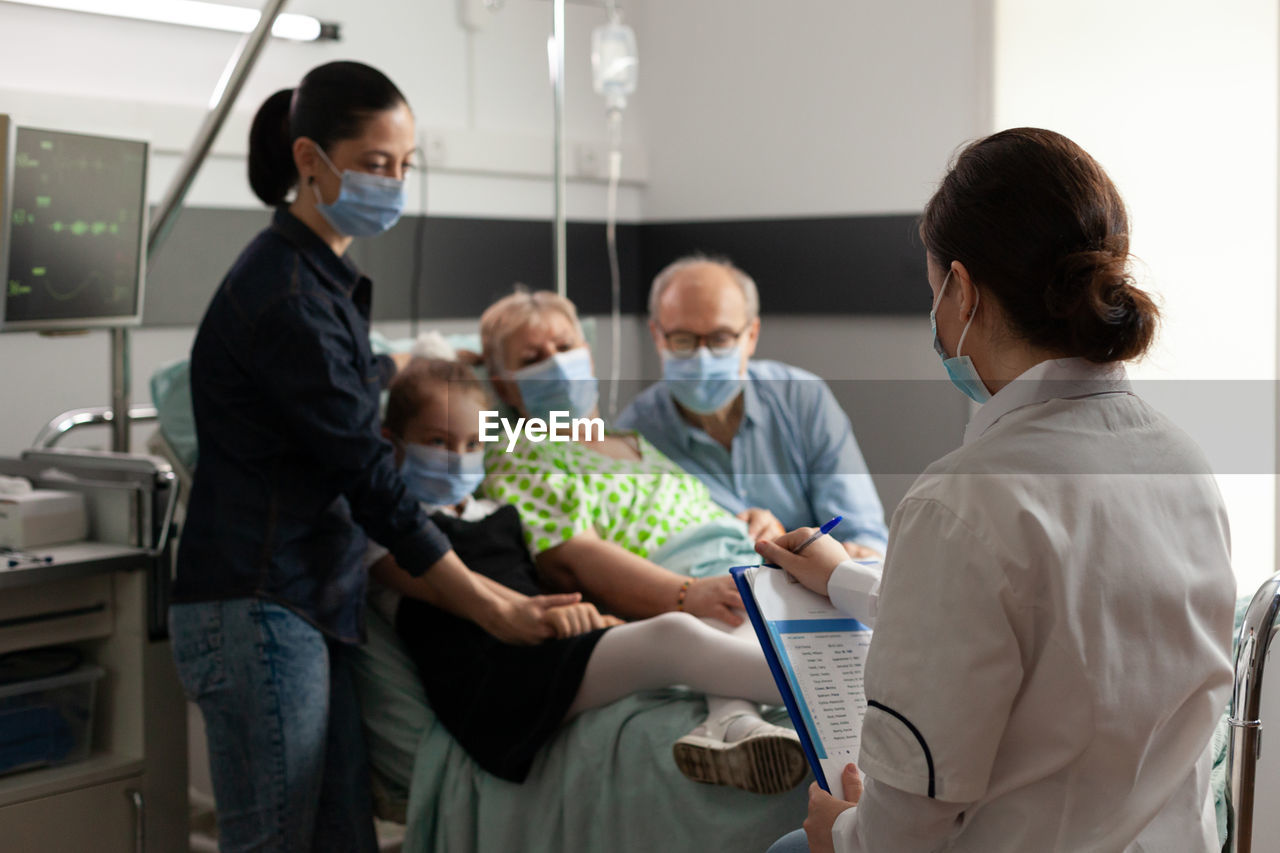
[311,145,407,238]
[512,346,599,421]
[661,347,743,414]
[399,443,486,507]
[930,269,992,404]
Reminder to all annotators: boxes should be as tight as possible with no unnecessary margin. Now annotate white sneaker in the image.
[672,713,808,794]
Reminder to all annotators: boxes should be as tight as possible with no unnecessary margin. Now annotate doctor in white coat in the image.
[759,127,1235,853]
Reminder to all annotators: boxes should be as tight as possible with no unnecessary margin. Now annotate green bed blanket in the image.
[351,517,807,852]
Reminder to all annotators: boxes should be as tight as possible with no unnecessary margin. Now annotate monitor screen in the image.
[1,117,148,331]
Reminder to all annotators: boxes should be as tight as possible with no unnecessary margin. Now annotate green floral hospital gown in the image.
[482,431,732,558]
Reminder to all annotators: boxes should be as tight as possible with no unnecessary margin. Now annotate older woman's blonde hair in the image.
[479,286,584,374]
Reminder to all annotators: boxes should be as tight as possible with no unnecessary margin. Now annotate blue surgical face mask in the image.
[311,144,406,237]
[930,269,992,404]
[399,443,486,507]
[512,346,599,421]
[661,347,743,414]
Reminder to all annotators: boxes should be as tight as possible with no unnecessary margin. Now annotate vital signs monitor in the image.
[0,115,148,331]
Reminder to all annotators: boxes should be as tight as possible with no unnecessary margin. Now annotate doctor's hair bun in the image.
[920,127,1159,363]
[1046,239,1158,363]
[247,61,409,207]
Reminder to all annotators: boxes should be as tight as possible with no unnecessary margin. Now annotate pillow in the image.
[151,331,485,471]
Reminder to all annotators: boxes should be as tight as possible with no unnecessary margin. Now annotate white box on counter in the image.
[0,490,88,550]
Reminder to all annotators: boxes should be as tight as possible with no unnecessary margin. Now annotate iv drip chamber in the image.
[592,21,638,112]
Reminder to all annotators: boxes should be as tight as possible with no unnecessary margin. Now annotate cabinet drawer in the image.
[0,574,113,655]
[0,773,142,852]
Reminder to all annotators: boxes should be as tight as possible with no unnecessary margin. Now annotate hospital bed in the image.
[144,342,810,853]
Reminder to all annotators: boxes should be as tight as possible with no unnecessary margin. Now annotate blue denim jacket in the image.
[173,208,451,642]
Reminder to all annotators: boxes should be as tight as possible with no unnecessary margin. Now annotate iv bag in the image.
[592,22,638,112]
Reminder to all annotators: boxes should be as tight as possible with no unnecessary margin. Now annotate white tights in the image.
[565,611,779,720]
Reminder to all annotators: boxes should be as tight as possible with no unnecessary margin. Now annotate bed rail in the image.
[34,405,158,449]
[1228,572,1280,852]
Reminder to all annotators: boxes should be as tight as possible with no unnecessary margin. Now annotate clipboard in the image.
[731,564,832,792]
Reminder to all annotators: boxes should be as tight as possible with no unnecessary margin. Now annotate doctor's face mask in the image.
[930,268,992,404]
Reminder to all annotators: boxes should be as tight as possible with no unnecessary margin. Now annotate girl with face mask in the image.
[170,62,576,853]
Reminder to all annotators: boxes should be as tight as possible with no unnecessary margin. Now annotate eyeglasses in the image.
[658,323,751,358]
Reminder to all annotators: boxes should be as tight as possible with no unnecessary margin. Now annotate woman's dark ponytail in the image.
[248,88,297,206]
[245,62,408,208]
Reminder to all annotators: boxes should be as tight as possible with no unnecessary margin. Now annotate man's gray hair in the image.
[648,254,760,323]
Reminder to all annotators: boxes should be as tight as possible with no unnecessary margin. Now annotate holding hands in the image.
[543,601,625,638]
[487,593,585,644]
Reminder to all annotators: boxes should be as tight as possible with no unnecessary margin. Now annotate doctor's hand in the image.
[680,575,746,626]
[804,764,863,853]
[755,527,848,598]
[737,507,785,542]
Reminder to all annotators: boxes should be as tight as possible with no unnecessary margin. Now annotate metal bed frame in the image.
[1228,573,1280,852]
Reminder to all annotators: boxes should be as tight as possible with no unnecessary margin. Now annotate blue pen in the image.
[763,515,844,568]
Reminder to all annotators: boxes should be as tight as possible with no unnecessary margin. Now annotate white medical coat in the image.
[829,358,1235,852]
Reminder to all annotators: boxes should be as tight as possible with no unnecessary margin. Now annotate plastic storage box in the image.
[0,663,104,776]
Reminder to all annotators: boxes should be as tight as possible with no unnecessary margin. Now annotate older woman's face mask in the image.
[510,346,599,421]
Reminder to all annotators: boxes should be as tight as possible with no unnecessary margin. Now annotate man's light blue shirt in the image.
[616,360,888,551]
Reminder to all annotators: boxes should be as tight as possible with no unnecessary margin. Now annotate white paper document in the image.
[739,565,873,792]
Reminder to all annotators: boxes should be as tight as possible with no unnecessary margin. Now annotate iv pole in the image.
[551,0,567,298]
[108,0,288,452]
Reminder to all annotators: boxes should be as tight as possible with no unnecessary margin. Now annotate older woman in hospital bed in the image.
[472,289,820,772]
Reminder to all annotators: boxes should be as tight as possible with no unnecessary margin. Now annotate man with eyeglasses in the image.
[616,255,888,558]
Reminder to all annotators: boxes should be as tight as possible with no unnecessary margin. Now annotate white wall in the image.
[632,0,994,219]
[994,0,1279,594]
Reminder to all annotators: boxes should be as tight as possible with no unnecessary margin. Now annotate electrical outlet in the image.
[422,134,447,169]
[575,143,602,178]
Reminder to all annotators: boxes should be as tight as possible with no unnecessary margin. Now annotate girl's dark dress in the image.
[394,503,608,783]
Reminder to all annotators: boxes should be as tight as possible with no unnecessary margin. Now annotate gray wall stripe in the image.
[143,208,925,327]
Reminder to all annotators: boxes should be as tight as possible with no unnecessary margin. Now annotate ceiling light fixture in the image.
[3,0,339,42]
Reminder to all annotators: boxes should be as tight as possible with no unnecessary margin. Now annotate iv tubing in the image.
[605,109,623,417]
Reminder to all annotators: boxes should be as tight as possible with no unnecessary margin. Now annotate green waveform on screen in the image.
[8,281,32,297]
[47,220,114,236]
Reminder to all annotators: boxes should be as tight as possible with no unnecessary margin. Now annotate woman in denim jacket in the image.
[169,61,576,853]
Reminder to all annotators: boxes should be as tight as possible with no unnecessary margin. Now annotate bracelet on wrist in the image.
[676,578,696,611]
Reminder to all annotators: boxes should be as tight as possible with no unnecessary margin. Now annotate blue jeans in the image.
[170,598,377,853]
[768,829,811,853]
